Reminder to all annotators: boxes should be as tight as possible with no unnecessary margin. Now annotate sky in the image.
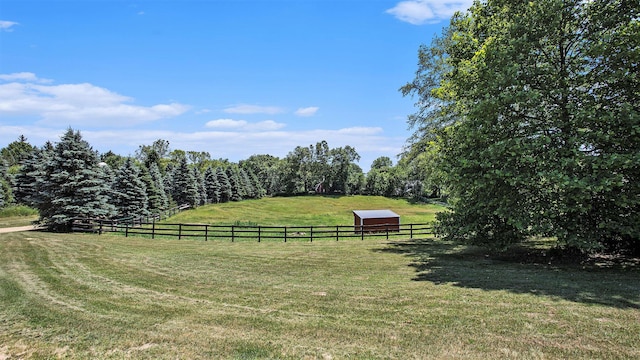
[0,0,473,171]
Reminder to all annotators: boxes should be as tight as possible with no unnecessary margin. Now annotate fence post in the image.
[361,225,364,241]
[310,226,313,243]
[258,226,261,243]
[178,224,182,240]
[125,223,129,237]
[284,226,287,243]
[231,226,235,243]
[205,224,208,241]
[99,221,103,235]
[336,226,339,241]
[152,220,155,240]
[410,224,413,239]
[386,225,389,240]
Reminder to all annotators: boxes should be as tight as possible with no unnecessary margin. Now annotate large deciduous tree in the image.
[403,0,639,253]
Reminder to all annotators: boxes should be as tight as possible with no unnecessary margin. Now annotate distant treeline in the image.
[0,129,439,231]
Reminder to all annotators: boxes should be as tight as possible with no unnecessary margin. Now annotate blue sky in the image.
[0,0,472,170]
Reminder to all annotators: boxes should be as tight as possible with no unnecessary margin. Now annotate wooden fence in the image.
[71,219,433,242]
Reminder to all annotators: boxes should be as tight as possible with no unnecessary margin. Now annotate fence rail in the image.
[71,218,433,242]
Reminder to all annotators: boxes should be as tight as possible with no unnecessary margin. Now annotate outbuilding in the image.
[353,209,400,234]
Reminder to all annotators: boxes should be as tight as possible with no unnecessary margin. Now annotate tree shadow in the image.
[377,238,640,309]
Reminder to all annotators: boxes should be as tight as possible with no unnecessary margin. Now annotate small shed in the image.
[353,210,400,234]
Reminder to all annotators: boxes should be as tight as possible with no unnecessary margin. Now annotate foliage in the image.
[38,129,116,230]
[171,157,200,206]
[403,0,639,253]
[112,158,149,218]
[0,135,35,167]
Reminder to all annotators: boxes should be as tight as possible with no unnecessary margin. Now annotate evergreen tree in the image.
[112,158,148,218]
[192,166,207,205]
[39,129,115,231]
[139,165,165,214]
[172,157,199,206]
[216,167,232,203]
[148,163,169,211]
[226,166,243,201]
[204,166,220,204]
[163,162,176,203]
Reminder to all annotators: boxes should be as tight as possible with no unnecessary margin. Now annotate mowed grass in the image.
[167,195,443,226]
[1,197,639,359]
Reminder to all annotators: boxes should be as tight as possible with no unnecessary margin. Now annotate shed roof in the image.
[353,210,399,219]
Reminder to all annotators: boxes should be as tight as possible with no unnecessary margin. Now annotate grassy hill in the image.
[167,195,444,226]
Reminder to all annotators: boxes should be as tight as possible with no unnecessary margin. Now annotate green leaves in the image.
[405,0,640,253]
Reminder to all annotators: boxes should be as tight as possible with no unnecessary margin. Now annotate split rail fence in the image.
[71,218,433,242]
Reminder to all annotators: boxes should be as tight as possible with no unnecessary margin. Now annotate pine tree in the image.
[139,165,164,215]
[203,166,220,204]
[112,158,148,218]
[40,129,116,231]
[148,163,169,211]
[216,167,232,203]
[172,157,199,206]
[192,166,207,205]
[226,167,243,201]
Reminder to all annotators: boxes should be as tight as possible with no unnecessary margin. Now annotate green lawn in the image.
[1,197,639,359]
[1,232,638,359]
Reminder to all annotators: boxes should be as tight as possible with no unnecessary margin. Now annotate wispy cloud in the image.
[205,118,286,131]
[386,0,473,25]
[0,20,19,32]
[294,106,319,117]
[0,72,51,83]
[0,73,189,127]
[224,104,285,115]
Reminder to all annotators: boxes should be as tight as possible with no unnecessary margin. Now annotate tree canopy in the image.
[403,0,639,253]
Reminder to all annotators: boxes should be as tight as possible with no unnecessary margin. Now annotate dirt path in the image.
[0,225,45,234]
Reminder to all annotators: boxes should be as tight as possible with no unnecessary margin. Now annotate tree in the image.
[171,157,199,206]
[112,158,149,218]
[38,129,115,230]
[328,146,361,194]
[216,167,232,203]
[147,162,169,211]
[0,135,35,167]
[204,166,220,203]
[403,0,639,253]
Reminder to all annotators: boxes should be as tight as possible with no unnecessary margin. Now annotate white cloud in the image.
[0,124,403,171]
[295,106,319,117]
[0,20,19,32]
[0,74,189,126]
[386,0,473,25]
[206,119,248,129]
[205,118,285,131]
[224,104,284,115]
[0,72,51,83]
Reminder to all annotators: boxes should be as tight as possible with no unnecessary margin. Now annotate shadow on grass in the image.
[378,238,640,309]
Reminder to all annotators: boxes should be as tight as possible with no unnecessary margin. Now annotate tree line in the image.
[0,130,434,231]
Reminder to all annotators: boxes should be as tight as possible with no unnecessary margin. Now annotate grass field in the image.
[1,197,639,359]
[166,195,443,226]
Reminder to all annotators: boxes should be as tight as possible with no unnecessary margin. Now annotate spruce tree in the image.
[192,166,207,206]
[226,167,243,201]
[216,167,232,203]
[40,129,115,231]
[148,163,169,211]
[112,158,149,218]
[204,166,220,203]
[172,157,199,206]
